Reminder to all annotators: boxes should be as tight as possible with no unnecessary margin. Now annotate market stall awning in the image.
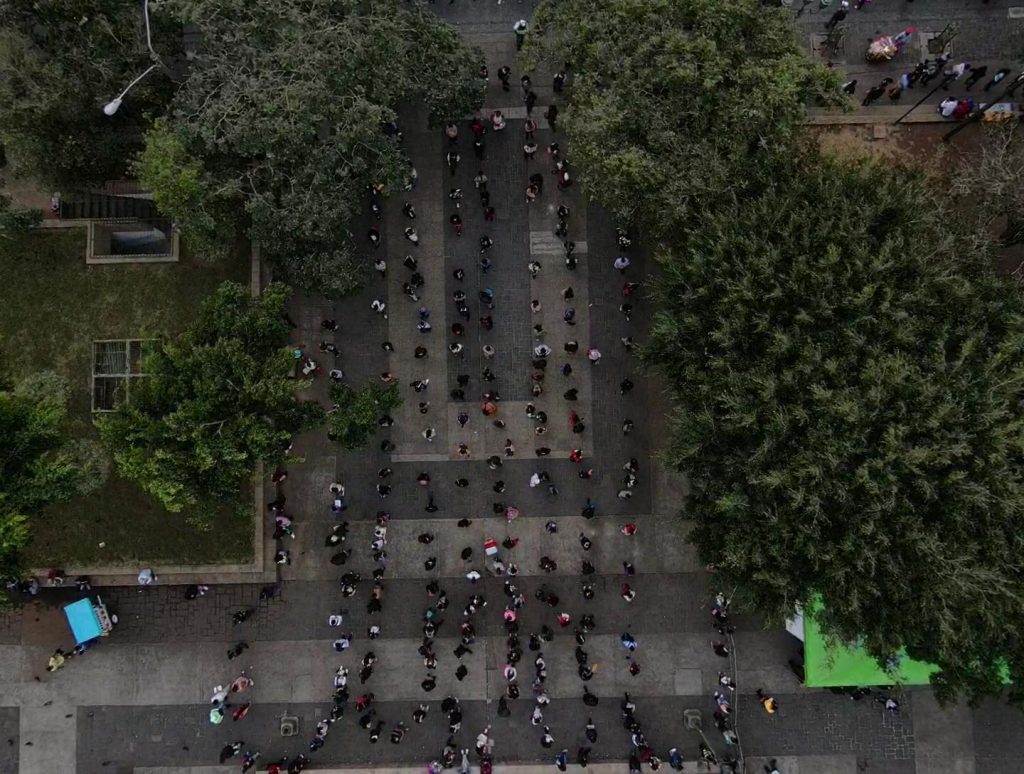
[64,599,103,645]
[799,605,938,687]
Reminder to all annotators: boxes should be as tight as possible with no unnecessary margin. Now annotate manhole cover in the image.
[1010,7,1024,18]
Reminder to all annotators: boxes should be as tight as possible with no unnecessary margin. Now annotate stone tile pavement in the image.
[793,0,1024,122]
[73,693,916,773]
[0,610,23,646]
[0,709,17,774]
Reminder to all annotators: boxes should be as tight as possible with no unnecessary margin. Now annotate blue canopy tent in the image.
[63,597,113,646]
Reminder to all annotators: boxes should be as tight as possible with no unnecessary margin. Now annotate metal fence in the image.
[88,218,177,260]
[91,339,150,411]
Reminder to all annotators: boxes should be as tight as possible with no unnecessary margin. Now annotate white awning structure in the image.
[785,605,805,642]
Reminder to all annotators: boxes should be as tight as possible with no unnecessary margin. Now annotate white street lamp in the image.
[102,63,159,115]
[101,0,163,116]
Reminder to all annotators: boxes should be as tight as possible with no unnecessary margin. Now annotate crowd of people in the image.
[849,54,1018,118]
[208,52,700,771]
[824,1,1019,120]
[148,33,778,771]
[17,6,958,773]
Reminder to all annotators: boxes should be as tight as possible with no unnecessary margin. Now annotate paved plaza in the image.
[795,0,1024,108]
[2,2,1024,773]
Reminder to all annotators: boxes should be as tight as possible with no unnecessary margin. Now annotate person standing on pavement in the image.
[964,65,988,90]
[219,741,243,764]
[825,2,848,30]
[942,61,969,89]
[756,688,779,713]
[938,97,958,117]
[46,648,67,671]
[544,104,558,131]
[514,19,528,50]
[982,68,1011,91]
[861,78,892,106]
[525,116,538,140]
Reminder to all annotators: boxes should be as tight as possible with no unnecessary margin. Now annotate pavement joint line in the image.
[135,766,724,774]
[391,453,458,462]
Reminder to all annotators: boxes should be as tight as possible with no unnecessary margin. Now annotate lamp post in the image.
[942,71,1024,143]
[103,64,160,115]
[101,0,163,116]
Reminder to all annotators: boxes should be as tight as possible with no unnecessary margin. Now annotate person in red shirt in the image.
[952,99,974,120]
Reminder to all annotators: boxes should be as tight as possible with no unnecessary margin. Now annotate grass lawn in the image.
[0,227,254,567]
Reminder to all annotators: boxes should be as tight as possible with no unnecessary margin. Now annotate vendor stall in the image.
[63,597,114,646]
[786,604,936,687]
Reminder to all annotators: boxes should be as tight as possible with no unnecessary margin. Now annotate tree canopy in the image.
[140,0,484,292]
[0,372,107,577]
[526,0,841,237]
[645,150,1024,705]
[1,0,482,295]
[533,0,1024,708]
[327,382,401,450]
[132,121,237,262]
[0,0,175,186]
[97,282,323,523]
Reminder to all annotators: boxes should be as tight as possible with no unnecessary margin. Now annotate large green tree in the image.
[327,382,401,450]
[0,372,107,577]
[0,0,175,186]
[132,121,237,262]
[97,282,323,522]
[526,0,841,237]
[645,150,1024,704]
[139,0,484,292]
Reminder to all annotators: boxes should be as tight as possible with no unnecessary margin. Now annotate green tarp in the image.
[802,609,938,687]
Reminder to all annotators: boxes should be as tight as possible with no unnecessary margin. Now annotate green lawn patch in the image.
[0,227,253,566]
